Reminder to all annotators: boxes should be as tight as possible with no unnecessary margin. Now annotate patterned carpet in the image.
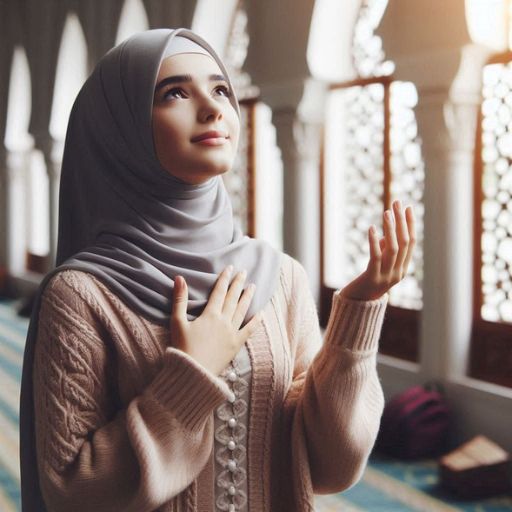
[1,296,511,511]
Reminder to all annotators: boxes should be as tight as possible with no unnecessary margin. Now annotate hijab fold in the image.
[20,27,281,511]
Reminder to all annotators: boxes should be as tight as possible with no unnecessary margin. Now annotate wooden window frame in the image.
[469,51,512,389]
[319,75,420,362]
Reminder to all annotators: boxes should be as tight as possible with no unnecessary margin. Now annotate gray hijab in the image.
[20,28,282,511]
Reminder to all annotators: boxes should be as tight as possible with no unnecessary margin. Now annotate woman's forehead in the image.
[157,53,222,80]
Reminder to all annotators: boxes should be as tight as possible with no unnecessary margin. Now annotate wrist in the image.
[338,287,385,301]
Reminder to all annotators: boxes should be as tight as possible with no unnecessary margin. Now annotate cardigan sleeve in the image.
[33,273,233,512]
[283,259,388,495]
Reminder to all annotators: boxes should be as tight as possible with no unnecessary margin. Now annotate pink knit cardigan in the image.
[32,253,388,511]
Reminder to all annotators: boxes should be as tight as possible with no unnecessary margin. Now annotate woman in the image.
[19,28,415,512]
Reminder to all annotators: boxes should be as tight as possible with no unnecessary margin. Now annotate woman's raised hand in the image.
[170,266,262,377]
[339,200,416,301]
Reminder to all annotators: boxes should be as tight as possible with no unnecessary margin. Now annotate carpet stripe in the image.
[0,341,22,371]
[0,481,18,512]
[0,325,26,355]
[0,364,20,419]
[334,478,420,511]
[0,343,21,382]
[0,421,20,482]
[315,493,367,511]
[363,466,462,512]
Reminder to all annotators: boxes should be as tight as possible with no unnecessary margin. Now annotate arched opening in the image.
[4,46,33,275]
[116,0,150,44]
[49,12,88,142]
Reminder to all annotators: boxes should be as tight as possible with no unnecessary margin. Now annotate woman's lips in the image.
[193,137,228,146]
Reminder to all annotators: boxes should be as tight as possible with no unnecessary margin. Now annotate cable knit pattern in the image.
[31,252,388,511]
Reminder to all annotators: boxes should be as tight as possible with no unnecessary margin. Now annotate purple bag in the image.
[375,381,451,459]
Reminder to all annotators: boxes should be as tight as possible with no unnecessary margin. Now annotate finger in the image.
[367,225,382,279]
[205,265,233,313]
[380,209,398,275]
[391,200,410,274]
[238,310,262,340]
[401,206,417,277]
[172,276,188,323]
[232,283,256,329]
[222,270,247,319]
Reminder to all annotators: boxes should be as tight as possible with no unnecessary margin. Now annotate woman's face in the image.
[152,53,240,185]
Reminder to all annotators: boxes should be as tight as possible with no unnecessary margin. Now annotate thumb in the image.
[172,275,188,322]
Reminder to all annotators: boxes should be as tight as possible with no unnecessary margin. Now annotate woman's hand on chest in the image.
[169,266,262,377]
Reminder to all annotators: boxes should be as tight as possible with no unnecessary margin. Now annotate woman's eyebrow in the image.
[154,74,227,93]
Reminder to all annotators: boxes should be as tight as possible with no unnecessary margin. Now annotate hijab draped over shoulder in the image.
[19,27,282,511]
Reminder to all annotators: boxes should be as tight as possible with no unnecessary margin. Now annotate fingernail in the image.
[385,211,392,220]
[241,269,247,278]
[226,265,233,274]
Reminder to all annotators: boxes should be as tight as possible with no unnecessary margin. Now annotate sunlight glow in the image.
[465,0,508,51]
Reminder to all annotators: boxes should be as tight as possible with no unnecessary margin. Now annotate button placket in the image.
[215,356,248,511]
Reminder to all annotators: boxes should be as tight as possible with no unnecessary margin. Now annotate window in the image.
[470,52,512,387]
[320,0,425,361]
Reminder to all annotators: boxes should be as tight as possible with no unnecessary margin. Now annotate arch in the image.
[0,1,18,152]
[116,0,150,45]
[75,0,125,71]
[19,0,67,150]
[307,0,363,81]
[465,0,508,51]
[4,47,32,152]
[243,0,314,109]
[49,12,88,142]
[192,0,238,57]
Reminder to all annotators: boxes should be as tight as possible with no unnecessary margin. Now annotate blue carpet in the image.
[1,296,511,511]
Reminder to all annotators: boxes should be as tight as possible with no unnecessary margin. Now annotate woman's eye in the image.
[215,85,231,97]
[164,87,186,100]
[162,85,231,101]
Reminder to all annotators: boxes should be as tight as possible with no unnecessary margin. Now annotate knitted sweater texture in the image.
[32,253,388,511]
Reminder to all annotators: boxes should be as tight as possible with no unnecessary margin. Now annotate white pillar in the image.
[34,133,60,270]
[6,149,30,276]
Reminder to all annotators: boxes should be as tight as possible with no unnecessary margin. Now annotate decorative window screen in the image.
[321,0,425,361]
[470,52,512,388]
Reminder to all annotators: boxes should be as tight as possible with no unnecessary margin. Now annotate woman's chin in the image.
[167,166,231,185]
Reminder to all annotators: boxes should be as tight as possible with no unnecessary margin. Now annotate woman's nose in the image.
[198,97,223,123]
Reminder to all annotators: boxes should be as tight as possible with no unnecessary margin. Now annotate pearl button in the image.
[228,417,237,428]
[228,440,236,450]
[229,505,235,512]
[228,485,236,495]
[227,371,237,382]
[228,459,237,471]
[228,392,236,403]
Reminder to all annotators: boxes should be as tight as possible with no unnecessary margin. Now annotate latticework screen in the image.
[321,0,424,360]
[479,60,512,324]
[324,81,424,311]
[470,52,512,388]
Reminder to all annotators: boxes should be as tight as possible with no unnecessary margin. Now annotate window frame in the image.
[469,51,512,388]
[319,74,420,362]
